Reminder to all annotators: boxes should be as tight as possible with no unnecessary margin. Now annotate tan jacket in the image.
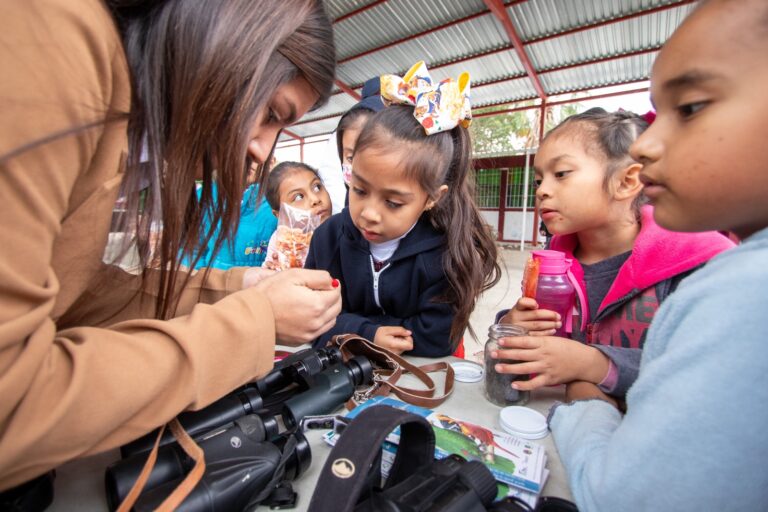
[0,0,276,490]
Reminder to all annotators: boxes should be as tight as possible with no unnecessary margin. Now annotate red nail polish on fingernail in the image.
[331,279,340,288]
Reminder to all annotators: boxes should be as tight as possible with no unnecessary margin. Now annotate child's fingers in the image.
[514,297,539,310]
[528,328,558,337]
[512,373,550,391]
[389,326,412,337]
[493,360,539,377]
[497,336,541,350]
[492,347,540,363]
[527,308,561,321]
[516,319,561,333]
[381,336,412,354]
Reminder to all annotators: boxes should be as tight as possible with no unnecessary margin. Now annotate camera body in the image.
[355,454,498,512]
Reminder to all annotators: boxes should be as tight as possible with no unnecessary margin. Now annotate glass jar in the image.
[484,324,530,406]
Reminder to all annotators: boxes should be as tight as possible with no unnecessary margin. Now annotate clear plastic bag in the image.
[264,202,322,270]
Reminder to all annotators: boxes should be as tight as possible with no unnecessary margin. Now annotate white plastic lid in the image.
[450,361,484,383]
[499,406,548,440]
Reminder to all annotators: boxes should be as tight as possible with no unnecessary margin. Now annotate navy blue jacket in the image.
[305,209,454,357]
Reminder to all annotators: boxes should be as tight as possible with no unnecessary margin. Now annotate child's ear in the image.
[425,185,449,211]
[613,162,644,201]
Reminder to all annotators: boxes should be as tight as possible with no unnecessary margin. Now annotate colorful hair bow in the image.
[380,61,472,135]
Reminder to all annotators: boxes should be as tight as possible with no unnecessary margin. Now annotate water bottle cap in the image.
[532,249,571,274]
[499,406,548,440]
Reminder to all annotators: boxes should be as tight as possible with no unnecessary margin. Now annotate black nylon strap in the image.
[308,405,435,512]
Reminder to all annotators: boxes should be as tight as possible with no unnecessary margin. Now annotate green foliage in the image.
[470,105,535,157]
[470,102,582,157]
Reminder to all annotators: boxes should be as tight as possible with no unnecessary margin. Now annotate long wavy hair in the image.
[106,0,336,319]
[354,105,502,347]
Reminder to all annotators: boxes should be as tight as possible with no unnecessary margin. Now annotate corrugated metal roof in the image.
[539,51,658,94]
[333,0,492,61]
[280,0,698,142]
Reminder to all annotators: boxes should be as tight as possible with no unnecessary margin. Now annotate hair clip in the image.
[380,61,472,135]
[641,110,656,124]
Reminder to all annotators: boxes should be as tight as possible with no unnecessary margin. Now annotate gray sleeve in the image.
[550,252,768,512]
[592,346,641,397]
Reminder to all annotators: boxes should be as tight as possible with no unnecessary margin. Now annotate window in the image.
[505,167,536,209]
[475,168,501,208]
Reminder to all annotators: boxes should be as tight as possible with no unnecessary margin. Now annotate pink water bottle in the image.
[530,250,575,337]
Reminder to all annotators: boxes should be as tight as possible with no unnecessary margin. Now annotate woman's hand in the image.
[242,266,276,287]
[374,326,413,354]
[253,269,341,346]
[499,297,561,335]
[491,335,609,390]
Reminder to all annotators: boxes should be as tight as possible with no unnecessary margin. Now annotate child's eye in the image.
[386,200,403,209]
[554,171,571,179]
[267,108,278,123]
[677,101,707,119]
[533,178,542,188]
[351,187,366,196]
[292,193,305,202]
[312,183,323,193]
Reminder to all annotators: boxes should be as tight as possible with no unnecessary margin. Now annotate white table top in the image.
[48,358,573,511]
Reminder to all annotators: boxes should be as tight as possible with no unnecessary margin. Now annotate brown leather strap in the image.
[332,334,454,409]
[116,418,206,512]
[116,425,166,512]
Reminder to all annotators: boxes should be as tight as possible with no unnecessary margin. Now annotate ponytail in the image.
[430,125,501,346]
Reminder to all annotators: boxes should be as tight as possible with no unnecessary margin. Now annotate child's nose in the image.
[360,205,380,223]
[535,179,552,200]
[630,125,662,165]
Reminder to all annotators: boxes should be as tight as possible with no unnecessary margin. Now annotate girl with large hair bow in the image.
[305,61,501,357]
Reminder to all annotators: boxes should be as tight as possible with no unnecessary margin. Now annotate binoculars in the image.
[120,346,368,458]
[107,347,374,511]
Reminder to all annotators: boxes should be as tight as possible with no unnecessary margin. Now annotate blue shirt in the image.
[184,184,276,269]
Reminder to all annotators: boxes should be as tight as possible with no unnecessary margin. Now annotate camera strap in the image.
[116,418,205,512]
[331,334,455,409]
[308,404,435,512]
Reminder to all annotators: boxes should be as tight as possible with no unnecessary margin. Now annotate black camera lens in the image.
[346,355,374,386]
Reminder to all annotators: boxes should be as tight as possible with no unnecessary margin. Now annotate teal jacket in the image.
[184,184,276,269]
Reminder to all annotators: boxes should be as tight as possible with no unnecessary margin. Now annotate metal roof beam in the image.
[483,0,547,101]
[334,79,361,101]
[282,129,304,141]
[333,0,388,24]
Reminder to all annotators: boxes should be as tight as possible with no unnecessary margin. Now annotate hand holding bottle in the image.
[491,335,609,391]
[500,297,561,336]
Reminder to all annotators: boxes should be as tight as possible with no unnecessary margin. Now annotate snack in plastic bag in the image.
[264,202,322,270]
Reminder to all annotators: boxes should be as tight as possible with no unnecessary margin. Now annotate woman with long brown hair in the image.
[0,0,339,492]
